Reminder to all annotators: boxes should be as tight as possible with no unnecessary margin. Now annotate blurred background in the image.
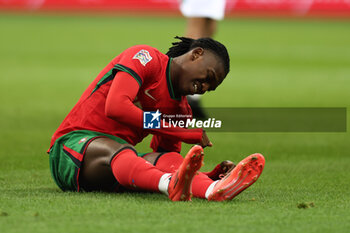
[1,0,350,17]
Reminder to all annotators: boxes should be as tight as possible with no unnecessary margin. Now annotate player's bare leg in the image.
[185,17,217,39]
[79,137,128,191]
[79,138,204,202]
[81,137,171,194]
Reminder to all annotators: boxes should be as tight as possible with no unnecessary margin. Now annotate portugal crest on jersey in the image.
[133,49,153,66]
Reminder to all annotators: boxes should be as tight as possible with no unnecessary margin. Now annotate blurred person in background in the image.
[180,0,226,118]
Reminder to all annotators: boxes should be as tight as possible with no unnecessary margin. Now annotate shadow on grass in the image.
[2,186,263,206]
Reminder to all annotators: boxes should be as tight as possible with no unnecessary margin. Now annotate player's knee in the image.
[143,151,182,165]
[108,143,136,163]
[85,138,136,165]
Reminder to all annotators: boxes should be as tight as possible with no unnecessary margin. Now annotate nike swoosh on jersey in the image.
[144,89,157,101]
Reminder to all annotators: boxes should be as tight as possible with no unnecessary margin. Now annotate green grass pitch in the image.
[1,13,350,233]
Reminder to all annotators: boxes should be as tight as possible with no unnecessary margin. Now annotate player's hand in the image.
[203,160,236,180]
[219,160,236,177]
[200,130,213,148]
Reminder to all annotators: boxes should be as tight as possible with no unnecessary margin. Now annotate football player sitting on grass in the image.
[48,37,265,201]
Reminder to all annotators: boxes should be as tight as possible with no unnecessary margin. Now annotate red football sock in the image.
[192,172,215,199]
[154,152,183,173]
[110,148,165,192]
[154,152,214,199]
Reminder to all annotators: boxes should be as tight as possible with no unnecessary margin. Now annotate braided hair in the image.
[166,36,230,76]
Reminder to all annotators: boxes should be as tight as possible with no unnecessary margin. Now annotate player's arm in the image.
[105,72,204,144]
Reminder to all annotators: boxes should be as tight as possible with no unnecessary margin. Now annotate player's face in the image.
[178,48,226,96]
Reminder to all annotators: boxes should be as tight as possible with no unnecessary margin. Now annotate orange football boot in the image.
[168,145,204,201]
[208,153,265,201]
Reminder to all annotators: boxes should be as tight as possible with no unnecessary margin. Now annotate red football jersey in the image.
[50,45,203,152]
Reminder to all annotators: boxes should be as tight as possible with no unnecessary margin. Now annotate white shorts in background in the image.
[180,0,226,20]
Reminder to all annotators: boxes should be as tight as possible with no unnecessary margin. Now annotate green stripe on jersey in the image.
[89,64,142,96]
[90,69,115,96]
[166,58,180,101]
[115,64,142,87]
